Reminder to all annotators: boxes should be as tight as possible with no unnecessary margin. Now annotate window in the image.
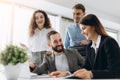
[0,2,119,50]
[0,2,60,49]
[48,15,60,32]
[106,29,118,41]
[12,5,34,46]
[0,2,12,50]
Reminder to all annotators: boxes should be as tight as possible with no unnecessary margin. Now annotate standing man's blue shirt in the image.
[64,24,86,48]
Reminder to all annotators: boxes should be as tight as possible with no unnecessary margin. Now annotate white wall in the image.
[59,17,120,46]
[59,17,73,42]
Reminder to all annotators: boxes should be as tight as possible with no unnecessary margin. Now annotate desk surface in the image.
[1,73,68,80]
[18,74,69,80]
[18,77,66,80]
[0,64,75,80]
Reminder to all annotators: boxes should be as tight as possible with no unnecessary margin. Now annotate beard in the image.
[52,45,64,53]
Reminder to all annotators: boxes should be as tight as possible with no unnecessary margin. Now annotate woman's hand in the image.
[74,68,93,79]
[28,59,36,69]
[46,51,52,56]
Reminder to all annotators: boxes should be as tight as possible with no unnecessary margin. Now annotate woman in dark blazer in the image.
[73,14,120,79]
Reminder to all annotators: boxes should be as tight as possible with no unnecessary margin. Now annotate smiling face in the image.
[35,12,45,29]
[49,33,64,53]
[80,24,97,41]
[73,9,85,24]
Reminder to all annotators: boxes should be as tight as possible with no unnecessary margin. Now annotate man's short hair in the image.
[72,3,85,12]
[47,30,58,40]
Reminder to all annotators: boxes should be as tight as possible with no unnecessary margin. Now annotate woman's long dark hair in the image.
[80,14,108,36]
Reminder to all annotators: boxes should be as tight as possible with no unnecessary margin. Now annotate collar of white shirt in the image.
[91,35,101,53]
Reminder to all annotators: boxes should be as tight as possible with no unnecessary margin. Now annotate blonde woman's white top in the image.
[28,28,53,52]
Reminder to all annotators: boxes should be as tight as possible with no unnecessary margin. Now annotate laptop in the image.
[19,61,37,79]
[19,61,52,79]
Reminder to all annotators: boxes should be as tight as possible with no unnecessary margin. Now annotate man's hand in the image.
[80,40,88,45]
[20,43,28,50]
[49,71,70,78]
[74,68,93,79]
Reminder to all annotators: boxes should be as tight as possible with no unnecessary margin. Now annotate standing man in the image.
[64,3,87,49]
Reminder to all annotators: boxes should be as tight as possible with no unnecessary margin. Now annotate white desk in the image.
[18,77,66,80]
[0,64,73,80]
[18,74,69,80]
[1,73,68,80]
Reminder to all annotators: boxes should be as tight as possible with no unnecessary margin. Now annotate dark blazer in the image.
[84,35,120,79]
[32,48,85,75]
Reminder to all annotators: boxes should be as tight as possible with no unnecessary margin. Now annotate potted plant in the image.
[0,44,28,80]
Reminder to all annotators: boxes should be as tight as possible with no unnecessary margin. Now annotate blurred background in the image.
[0,0,120,79]
[0,0,120,50]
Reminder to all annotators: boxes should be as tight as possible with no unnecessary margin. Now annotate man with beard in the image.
[29,30,85,76]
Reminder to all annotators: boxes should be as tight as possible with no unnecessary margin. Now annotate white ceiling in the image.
[2,0,120,24]
[45,0,120,24]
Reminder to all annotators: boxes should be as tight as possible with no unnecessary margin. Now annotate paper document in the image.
[31,74,53,79]
[62,74,75,79]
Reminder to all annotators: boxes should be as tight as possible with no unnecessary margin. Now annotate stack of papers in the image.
[30,74,55,79]
[60,74,75,79]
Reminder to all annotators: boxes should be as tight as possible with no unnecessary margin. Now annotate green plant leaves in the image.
[0,44,28,65]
